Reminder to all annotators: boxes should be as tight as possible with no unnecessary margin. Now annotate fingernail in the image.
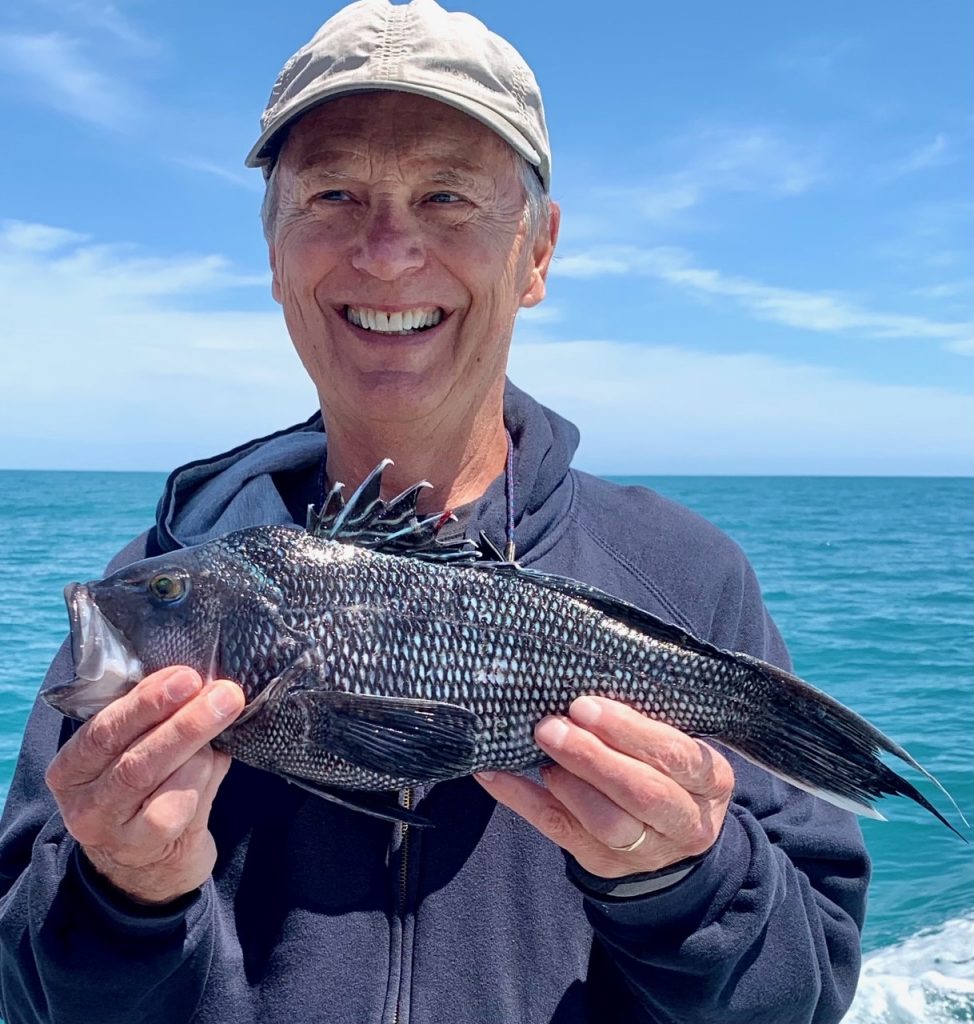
[207,683,242,718]
[165,671,201,703]
[476,771,496,782]
[536,716,570,747]
[570,696,602,727]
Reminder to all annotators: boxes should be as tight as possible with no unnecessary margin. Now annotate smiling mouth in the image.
[343,305,444,336]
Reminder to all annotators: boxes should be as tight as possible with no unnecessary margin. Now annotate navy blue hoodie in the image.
[0,383,867,1023]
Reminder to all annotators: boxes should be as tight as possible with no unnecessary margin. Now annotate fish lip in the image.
[65,583,91,676]
[42,676,126,722]
[44,584,144,720]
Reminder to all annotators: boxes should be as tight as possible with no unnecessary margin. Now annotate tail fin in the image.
[723,653,968,839]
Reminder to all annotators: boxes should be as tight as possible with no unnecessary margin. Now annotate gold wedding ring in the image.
[608,826,648,853]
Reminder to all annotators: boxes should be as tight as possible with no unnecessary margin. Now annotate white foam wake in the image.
[843,911,974,1023]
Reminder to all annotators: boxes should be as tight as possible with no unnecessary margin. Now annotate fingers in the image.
[475,769,655,877]
[85,745,235,901]
[539,764,650,852]
[123,747,227,859]
[568,697,732,800]
[43,665,245,904]
[534,712,703,839]
[107,679,244,822]
[49,668,204,789]
[477,697,735,879]
[48,670,244,821]
[475,771,583,850]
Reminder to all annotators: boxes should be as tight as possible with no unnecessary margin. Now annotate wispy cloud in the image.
[569,125,826,230]
[0,31,135,129]
[0,221,304,470]
[0,221,89,253]
[874,198,974,275]
[685,128,822,195]
[1,220,970,474]
[516,303,563,325]
[174,157,264,192]
[911,280,972,301]
[509,339,974,475]
[774,36,858,88]
[626,183,702,223]
[1,220,267,304]
[69,0,156,53]
[555,245,973,354]
[879,134,952,181]
[27,0,158,54]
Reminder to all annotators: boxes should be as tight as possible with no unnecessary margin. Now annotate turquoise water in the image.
[1,471,972,1021]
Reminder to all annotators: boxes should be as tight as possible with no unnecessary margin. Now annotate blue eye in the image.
[316,190,351,202]
[427,192,461,204]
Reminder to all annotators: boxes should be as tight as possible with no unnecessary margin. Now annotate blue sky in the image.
[0,0,971,474]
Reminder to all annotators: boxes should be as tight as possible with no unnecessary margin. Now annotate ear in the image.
[269,243,282,306]
[519,201,560,310]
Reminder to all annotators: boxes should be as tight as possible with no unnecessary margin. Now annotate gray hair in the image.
[260,162,282,245]
[260,151,550,248]
[517,157,551,253]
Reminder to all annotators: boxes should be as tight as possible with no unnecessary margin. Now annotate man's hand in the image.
[45,666,246,906]
[476,696,734,879]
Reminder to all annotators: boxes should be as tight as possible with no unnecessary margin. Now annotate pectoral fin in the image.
[293,691,481,782]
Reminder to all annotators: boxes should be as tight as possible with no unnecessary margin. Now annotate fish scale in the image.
[211,532,863,782]
[45,464,966,835]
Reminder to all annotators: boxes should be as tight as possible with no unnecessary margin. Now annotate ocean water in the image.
[0,470,972,1022]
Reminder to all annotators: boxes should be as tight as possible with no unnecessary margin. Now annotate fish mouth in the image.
[42,584,144,721]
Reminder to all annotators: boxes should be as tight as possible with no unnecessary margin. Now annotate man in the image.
[0,2,868,1021]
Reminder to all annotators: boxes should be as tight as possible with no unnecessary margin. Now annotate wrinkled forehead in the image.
[277,91,520,181]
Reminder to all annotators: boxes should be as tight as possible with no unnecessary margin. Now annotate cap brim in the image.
[244,80,547,189]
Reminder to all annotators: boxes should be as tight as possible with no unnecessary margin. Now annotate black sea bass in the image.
[43,462,964,832]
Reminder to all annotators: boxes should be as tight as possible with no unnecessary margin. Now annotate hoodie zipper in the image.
[397,788,412,913]
[392,787,413,1024]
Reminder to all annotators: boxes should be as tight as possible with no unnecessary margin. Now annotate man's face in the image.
[268,92,556,426]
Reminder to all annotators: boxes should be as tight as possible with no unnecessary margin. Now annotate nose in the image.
[350,200,425,280]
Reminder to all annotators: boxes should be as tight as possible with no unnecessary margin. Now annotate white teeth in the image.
[344,306,443,334]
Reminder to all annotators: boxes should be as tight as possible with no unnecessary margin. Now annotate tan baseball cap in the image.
[244,0,551,189]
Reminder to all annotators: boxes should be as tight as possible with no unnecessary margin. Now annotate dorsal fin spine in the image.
[307,460,478,564]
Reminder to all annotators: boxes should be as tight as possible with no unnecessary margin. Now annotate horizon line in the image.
[1,466,972,481]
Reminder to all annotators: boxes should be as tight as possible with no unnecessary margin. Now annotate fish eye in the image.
[148,573,187,603]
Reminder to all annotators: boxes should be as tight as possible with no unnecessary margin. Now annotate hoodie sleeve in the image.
[0,643,219,1024]
[572,549,869,1024]
[0,533,219,1024]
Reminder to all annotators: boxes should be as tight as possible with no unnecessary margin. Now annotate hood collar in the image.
[155,381,579,562]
